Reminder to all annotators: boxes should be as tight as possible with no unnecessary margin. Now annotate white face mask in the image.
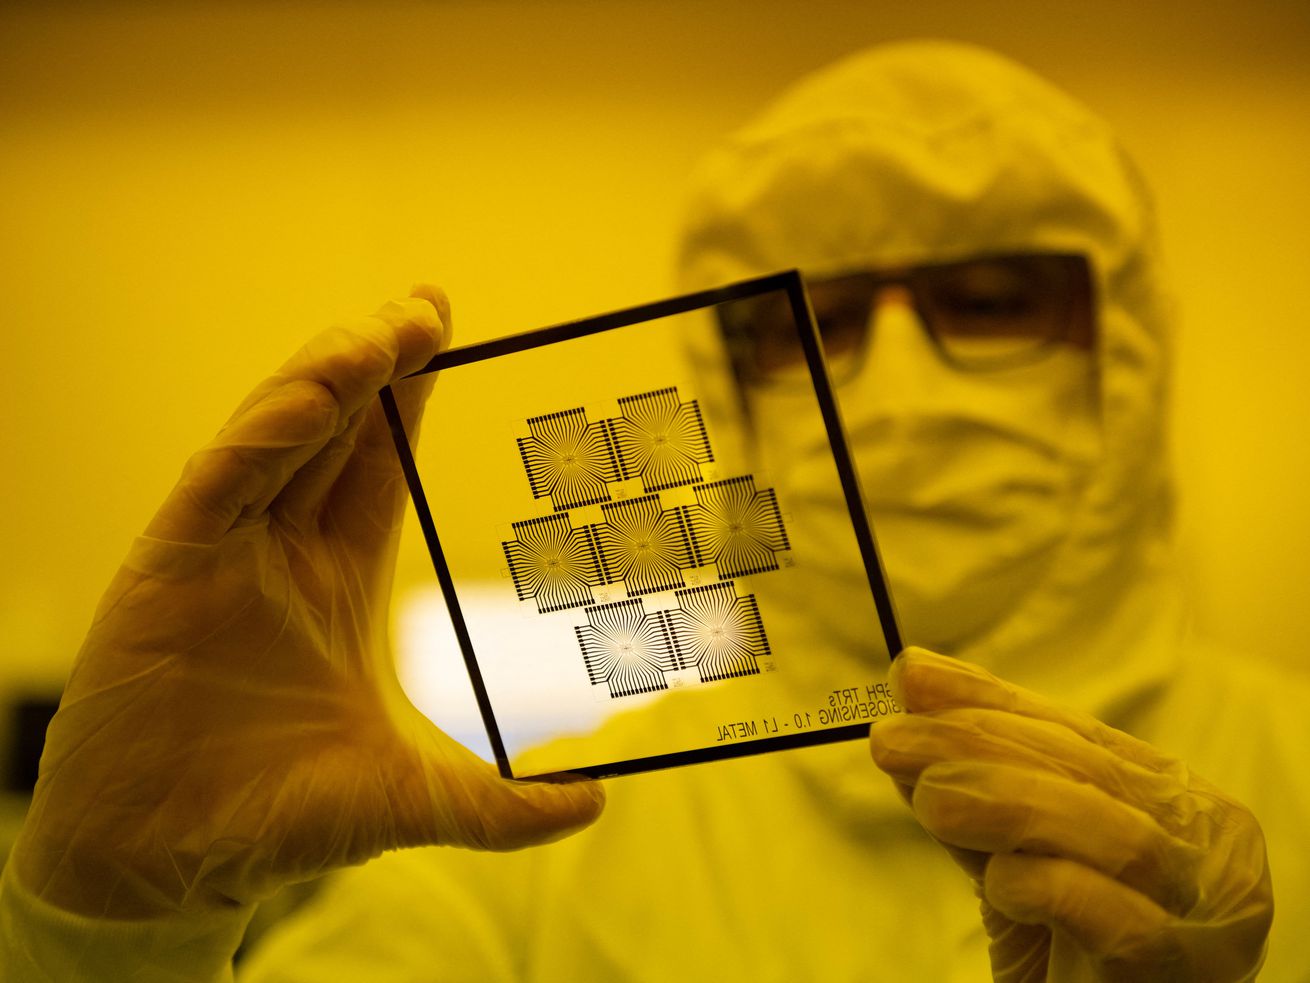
[751,302,1100,654]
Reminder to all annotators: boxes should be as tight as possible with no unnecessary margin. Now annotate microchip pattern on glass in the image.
[682,476,791,578]
[595,495,694,596]
[574,599,678,698]
[517,407,620,511]
[503,386,790,699]
[501,514,602,613]
[609,386,714,492]
[668,582,770,683]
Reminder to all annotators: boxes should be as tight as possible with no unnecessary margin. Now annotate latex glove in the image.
[9,286,604,920]
[869,647,1271,982]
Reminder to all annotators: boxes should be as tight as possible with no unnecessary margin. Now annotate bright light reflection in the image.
[396,583,620,763]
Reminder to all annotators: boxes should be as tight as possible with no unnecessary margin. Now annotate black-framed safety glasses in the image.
[718,252,1095,385]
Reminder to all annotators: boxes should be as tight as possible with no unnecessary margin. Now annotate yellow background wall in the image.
[2,1,1308,704]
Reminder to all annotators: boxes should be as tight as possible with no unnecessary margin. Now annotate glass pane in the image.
[387,272,902,780]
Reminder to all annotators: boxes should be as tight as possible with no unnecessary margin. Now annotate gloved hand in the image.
[8,286,605,920]
[870,647,1271,983]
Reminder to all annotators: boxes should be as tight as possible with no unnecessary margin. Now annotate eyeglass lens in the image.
[719,253,1093,384]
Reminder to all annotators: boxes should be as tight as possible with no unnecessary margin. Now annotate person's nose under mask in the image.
[751,292,1101,654]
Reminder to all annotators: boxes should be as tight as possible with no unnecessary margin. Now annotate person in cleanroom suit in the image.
[3,39,1307,983]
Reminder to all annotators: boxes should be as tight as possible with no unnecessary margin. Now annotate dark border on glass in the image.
[381,270,903,781]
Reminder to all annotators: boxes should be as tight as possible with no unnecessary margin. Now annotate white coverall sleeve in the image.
[0,862,249,983]
[235,856,519,983]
